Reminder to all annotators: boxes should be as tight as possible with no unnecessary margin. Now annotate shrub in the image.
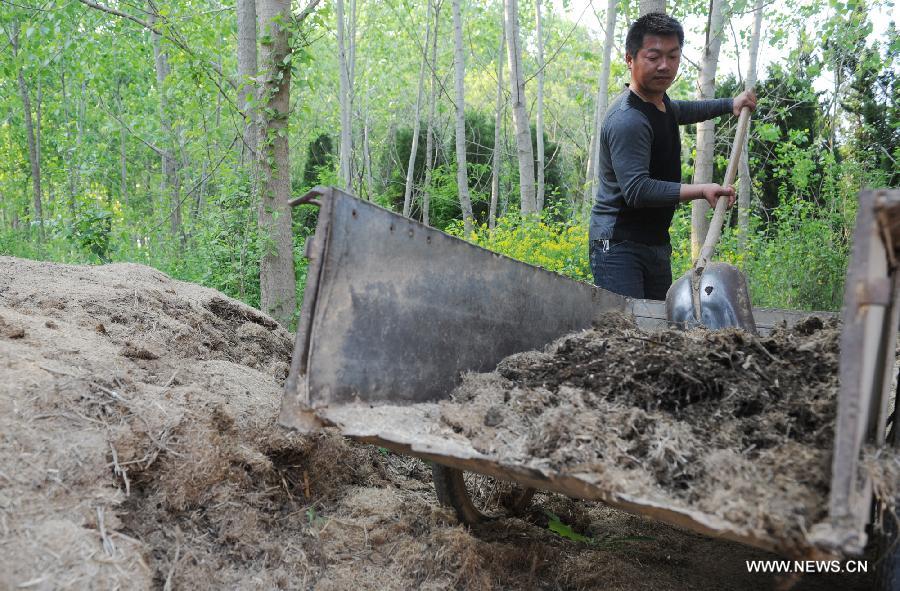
[447,206,591,283]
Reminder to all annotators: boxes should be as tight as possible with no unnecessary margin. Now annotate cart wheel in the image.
[432,463,535,525]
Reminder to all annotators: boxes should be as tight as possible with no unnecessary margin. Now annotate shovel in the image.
[666,106,757,334]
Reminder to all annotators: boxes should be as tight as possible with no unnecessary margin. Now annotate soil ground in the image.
[0,256,878,590]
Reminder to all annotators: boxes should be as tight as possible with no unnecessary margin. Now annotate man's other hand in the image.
[699,183,736,208]
[733,89,757,116]
[680,183,735,208]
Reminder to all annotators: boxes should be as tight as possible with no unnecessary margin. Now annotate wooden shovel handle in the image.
[693,106,753,275]
[688,105,752,321]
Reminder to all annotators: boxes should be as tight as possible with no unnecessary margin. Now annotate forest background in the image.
[0,0,896,327]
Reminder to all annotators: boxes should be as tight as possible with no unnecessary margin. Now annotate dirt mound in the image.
[0,257,873,590]
[442,313,840,546]
[0,257,396,589]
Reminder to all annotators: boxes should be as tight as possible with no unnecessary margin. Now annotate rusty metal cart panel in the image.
[281,186,900,561]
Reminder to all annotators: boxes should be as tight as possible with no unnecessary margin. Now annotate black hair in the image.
[625,13,684,58]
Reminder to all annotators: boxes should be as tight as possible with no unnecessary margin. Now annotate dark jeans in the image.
[589,239,673,301]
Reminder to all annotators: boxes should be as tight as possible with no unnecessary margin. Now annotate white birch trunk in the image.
[582,0,618,211]
[60,69,76,214]
[336,0,353,190]
[505,0,536,214]
[348,0,358,192]
[10,25,42,228]
[639,0,665,15]
[17,69,43,229]
[490,26,506,229]
[362,93,374,199]
[452,0,474,234]
[117,81,127,203]
[120,116,127,202]
[237,0,258,166]
[534,0,546,211]
[35,78,42,200]
[403,1,432,218]
[583,101,600,212]
[151,9,181,240]
[738,0,763,253]
[77,80,86,190]
[689,0,726,260]
[502,112,512,216]
[422,0,441,227]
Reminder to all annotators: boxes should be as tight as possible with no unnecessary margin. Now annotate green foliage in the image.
[301,133,335,187]
[187,178,262,308]
[382,122,433,214]
[67,199,113,261]
[839,24,899,185]
[420,164,468,228]
[544,510,654,548]
[447,204,591,283]
[383,111,565,228]
[752,60,823,212]
[305,506,325,527]
[530,125,566,217]
[545,510,592,543]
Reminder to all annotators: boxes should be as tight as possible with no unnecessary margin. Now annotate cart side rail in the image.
[810,189,900,555]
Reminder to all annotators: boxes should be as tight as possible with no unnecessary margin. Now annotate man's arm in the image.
[606,109,735,209]
[671,97,733,125]
[605,110,681,208]
[672,90,757,124]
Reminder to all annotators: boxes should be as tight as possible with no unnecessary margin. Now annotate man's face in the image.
[626,34,682,96]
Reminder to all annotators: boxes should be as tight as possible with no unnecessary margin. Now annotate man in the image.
[590,12,757,300]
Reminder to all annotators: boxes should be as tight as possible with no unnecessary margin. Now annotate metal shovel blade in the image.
[666,261,757,333]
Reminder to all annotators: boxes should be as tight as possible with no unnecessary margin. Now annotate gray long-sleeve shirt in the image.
[589,90,733,244]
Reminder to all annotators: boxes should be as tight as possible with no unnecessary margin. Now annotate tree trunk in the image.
[403,0,432,218]
[639,0,665,15]
[452,0,474,234]
[582,0,617,212]
[257,0,297,327]
[36,78,43,202]
[422,0,441,227]
[151,10,182,241]
[505,0,536,214]
[738,0,763,253]
[60,68,77,215]
[362,94,374,199]
[583,101,600,214]
[237,0,258,166]
[117,80,128,203]
[490,25,506,229]
[348,0,359,192]
[77,79,86,193]
[198,58,223,216]
[502,112,512,216]
[689,0,725,260]
[11,28,43,232]
[18,69,43,232]
[534,0,545,211]
[336,0,353,190]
